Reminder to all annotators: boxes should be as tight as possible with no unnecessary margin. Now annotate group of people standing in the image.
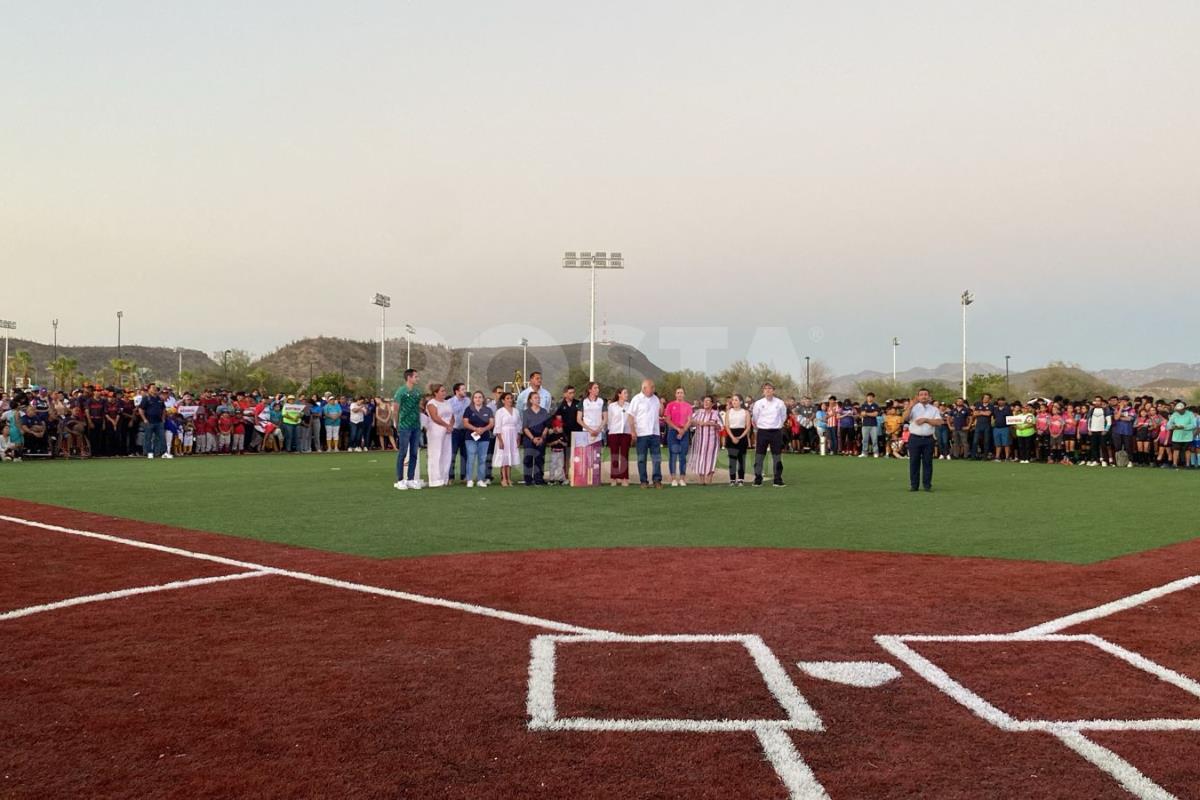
[390,370,793,490]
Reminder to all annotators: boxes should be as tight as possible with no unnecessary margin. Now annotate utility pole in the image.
[52,318,59,360]
[405,324,416,370]
[1005,355,1011,397]
[0,319,15,392]
[805,355,811,395]
[892,337,901,384]
[116,311,123,358]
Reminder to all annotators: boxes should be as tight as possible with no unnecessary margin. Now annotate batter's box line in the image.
[527,632,831,800]
[875,574,1200,800]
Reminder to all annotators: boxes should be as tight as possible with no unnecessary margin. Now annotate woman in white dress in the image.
[491,391,521,487]
[424,384,454,487]
[577,381,607,444]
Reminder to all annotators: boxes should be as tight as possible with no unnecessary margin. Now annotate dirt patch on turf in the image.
[1,497,1199,798]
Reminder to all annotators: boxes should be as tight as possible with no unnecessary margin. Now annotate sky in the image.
[4,1,1198,378]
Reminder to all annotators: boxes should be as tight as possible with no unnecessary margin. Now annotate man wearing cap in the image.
[138,384,168,459]
[281,394,302,452]
[902,387,943,491]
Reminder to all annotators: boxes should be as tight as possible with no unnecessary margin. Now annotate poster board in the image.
[570,432,603,487]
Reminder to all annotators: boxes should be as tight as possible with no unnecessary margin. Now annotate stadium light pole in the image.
[1,319,15,392]
[891,337,901,384]
[1005,354,1011,396]
[52,318,59,361]
[804,355,811,395]
[519,337,529,380]
[404,324,416,369]
[466,351,473,393]
[116,311,123,358]
[175,347,182,386]
[372,293,390,389]
[960,290,975,398]
[562,251,624,381]
[223,349,231,386]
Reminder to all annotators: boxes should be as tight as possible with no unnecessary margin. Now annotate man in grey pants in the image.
[309,395,324,452]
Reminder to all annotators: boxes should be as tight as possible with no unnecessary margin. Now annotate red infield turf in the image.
[1,496,1198,799]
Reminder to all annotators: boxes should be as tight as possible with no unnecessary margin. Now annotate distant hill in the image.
[251,337,666,391]
[1096,363,1200,389]
[3,338,216,388]
[829,362,1002,396]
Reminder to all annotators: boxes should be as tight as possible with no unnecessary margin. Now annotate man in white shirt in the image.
[750,382,788,487]
[902,388,944,492]
[515,372,552,420]
[626,379,663,488]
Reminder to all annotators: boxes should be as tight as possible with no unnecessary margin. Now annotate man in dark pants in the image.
[750,382,789,486]
[971,393,994,460]
[903,387,944,492]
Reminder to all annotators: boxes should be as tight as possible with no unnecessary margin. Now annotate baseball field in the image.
[2,453,1198,798]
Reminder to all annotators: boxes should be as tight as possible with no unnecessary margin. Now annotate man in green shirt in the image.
[393,369,423,490]
[1167,401,1197,469]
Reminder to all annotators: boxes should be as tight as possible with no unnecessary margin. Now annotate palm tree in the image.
[7,350,33,388]
[47,356,79,391]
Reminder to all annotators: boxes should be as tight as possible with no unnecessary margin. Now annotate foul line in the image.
[1017,575,1200,636]
[1054,731,1179,800]
[0,571,270,621]
[0,514,609,636]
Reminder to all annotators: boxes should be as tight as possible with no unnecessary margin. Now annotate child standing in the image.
[545,417,567,485]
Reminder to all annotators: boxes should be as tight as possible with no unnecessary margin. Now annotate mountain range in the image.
[5,336,1199,394]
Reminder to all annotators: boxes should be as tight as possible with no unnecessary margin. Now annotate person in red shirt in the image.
[232,416,246,453]
[217,413,234,453]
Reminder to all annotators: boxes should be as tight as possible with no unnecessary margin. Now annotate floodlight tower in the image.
[960,290,975,398]
[372,293,391,387]
[562,251,624,381]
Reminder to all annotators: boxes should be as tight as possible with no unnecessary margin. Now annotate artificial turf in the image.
[0,453,1194,563]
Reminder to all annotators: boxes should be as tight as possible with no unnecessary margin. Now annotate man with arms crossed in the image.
[751,382,788,487]
[903,387,943,491]
[627,379,663,489]
[393,369,422,490]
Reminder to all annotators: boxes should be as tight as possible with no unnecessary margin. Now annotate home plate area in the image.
[4,506,1200,799]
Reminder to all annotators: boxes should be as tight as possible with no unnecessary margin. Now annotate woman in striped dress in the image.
[686,395,722,484]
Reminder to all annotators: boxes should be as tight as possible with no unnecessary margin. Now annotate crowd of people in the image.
[4,375,1199,482]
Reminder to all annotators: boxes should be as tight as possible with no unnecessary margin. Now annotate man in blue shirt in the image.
[448,383,471,484]
[859,393,881,458]
[948,398,972,460]
[138,385,168,459]
[971,394,994,460]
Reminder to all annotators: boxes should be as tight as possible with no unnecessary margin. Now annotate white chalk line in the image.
[1054,731,1179,800]
[3,513,830,799]
[1017,575,1200,636]
[0,571,271,621]
[0,514,608,636]
[527,633,823,734]
[878,574,1200,800]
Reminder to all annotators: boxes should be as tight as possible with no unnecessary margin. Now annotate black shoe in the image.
[753,478,764,486]
[909,487,919,492]
[923,487,933,492]
[773,480,786,487]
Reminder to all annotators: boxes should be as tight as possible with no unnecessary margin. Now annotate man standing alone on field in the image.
[903,387,943,491]
[393,369,423,490]
[751,382,788,487]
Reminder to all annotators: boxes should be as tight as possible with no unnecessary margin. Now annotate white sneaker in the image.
[679,480,687,487]
[163,453,173,459]
[858,454,866,458]
[394,481,408,490]
[147,453,154,459]
[479,481,488,487]
[467,480,475,488]
[1126,463,1133,469]
[408,480,422,490]
[1100,462,1108,467]
[1020,460,1029,464]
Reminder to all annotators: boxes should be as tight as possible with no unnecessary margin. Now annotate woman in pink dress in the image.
[686,395,722,484]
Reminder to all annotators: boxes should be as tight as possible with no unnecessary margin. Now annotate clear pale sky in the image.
[4,1,1197,376]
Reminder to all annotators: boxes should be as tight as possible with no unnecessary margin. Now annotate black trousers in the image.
[753,429,784,483]
[908,434,934,489]
[522,445,546,485]
[727,429,747,480]
[87,423,106,457]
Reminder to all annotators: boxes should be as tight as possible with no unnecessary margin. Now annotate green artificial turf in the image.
[1,453,1194,563]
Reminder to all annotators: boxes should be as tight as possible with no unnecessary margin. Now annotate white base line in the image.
[1017,575,1200,636]
[1054,731,1179,800]
[0,514,609,635]
[0,571,271,621]
[755,727,832,800]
